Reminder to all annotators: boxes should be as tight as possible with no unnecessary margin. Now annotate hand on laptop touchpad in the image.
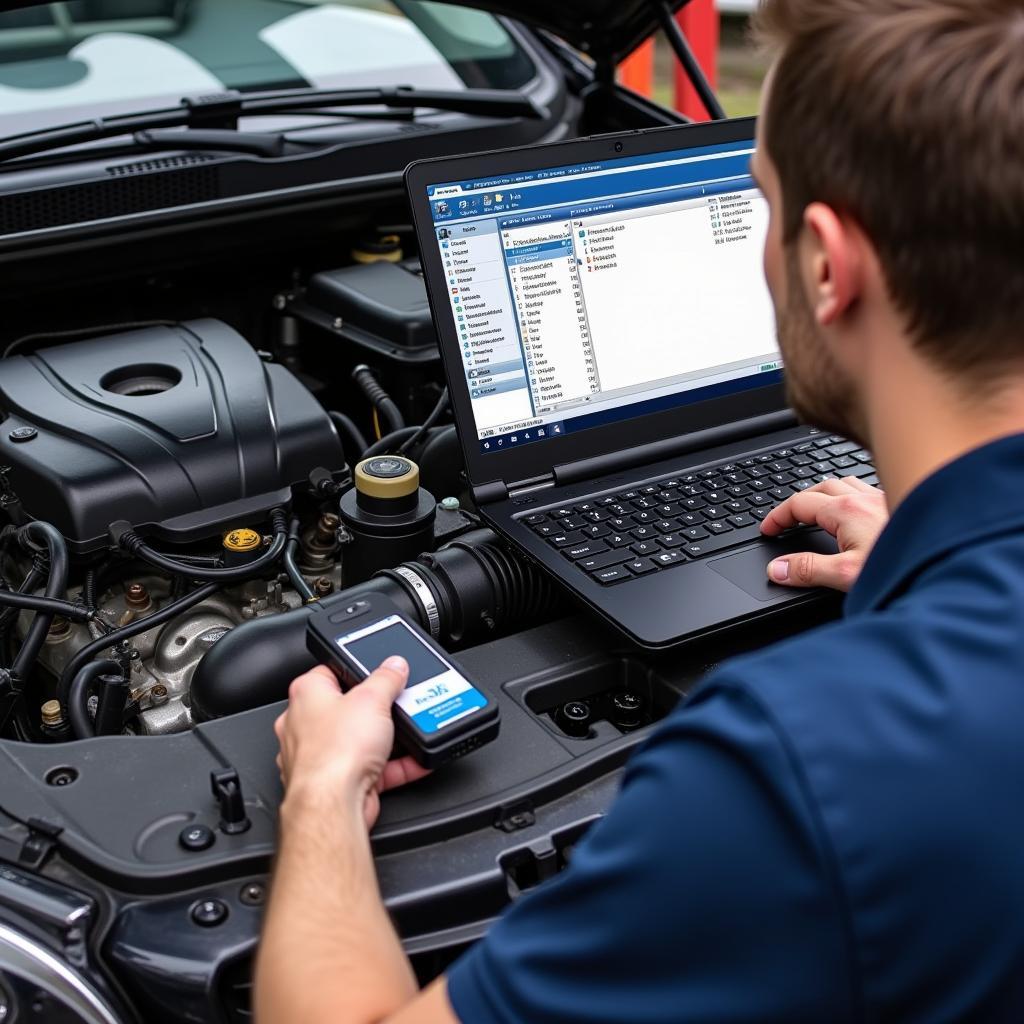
[708,530,839,603]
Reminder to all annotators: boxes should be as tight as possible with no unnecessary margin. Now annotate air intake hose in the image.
[190,529,562,721]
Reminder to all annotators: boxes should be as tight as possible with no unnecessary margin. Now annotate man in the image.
[256,0,1024,1019]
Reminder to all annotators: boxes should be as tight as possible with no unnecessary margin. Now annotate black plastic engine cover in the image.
[0,319,343,553]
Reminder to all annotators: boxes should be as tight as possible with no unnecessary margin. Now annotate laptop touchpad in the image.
[708,530,839,602]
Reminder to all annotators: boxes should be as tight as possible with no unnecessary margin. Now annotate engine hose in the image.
[398,387,450,456]
[328,410,370,464]
[68,659,122,739]
[0,564,45,633]
[283,519,316,603]
[109,509,288,583]
[0,590,95,621]
[190,529,564,720]
[58,582,221,708]
[12,522,69,683]
[352,365,405,435]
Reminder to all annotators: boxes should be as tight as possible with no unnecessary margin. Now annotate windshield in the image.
[0,1,536,137]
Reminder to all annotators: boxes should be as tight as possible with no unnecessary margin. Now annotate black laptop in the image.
[406,118,875,648]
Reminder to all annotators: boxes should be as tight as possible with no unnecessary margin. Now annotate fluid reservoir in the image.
[339,456,436,586]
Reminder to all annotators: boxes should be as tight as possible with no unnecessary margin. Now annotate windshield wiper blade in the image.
[0,86,546,165]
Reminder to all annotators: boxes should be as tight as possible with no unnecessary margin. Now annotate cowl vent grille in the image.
[107,153,217,176]
[0,165,220,234]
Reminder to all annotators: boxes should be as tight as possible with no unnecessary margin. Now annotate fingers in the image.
[349,656,409,712]
[379,755,433,792]
[760,490,844,537]
[767,549,862,593]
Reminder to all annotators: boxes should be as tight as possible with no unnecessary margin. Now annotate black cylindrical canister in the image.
[339,456,436,587]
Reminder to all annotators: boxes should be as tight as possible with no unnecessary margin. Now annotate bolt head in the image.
[190,898,228,927]
[179,824,215,852]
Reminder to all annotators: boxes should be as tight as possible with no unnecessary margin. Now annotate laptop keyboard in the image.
[521,434,877,586]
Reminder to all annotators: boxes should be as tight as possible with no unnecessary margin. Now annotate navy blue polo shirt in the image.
[447,434,1024,1022]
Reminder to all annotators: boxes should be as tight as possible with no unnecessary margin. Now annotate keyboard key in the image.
[770,472,795,485]
[703,505,729,520]
[863,474,880,487]
[652,550,687,568]
[831,456,857,469]
[607,532,634,548]
[790,453,813,466]
[678,511,705,527]
[853,450,874,464]
[751,508,772,521]
[748,494,772,506]
[626,558,658,576]
[768,487,793,502]
[684,523,764,558]
[726,485,752,497]
[564,541,610,561]
[632,540,662,556]
[794,480,817,491]
[549,531,586,548]
[608,517,631,531]
[579,549,633,572]
[583,510,611,523]
[633,510,657,524]
[559,516,587,530]
[729,514,755,529]
[749,479,774,492]
[683,497,706,511]
[590,564,632,585]
[582,524,610,540]
[658,503,683,517]
[659,533,689,548]
[699,469,719,479]
[535,523,560,537]
[682,526,710,541]
[575,503,595,513]
[524,514,547,526]
[553,508,575,520]
[596,496,618,506]
[704,490,728,504]
[633,497,657,510]
[827,441,859,457]
[654,520,677,533]
[706,520,733,535]
[756,454,774,463]
[837,465,875,479]
[793,442,815,453]
[725,500,749,514]
[608,504,630,517]
[747,466,769,478]
[791,467,816,479]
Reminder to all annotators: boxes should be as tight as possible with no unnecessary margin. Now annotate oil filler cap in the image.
[223,528,262,553]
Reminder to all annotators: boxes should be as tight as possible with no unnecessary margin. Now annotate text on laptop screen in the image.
[425,138,782,454]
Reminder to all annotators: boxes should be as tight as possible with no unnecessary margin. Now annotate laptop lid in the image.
[406,117,784,499]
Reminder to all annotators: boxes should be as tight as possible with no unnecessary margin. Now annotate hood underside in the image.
[475,0,689,63]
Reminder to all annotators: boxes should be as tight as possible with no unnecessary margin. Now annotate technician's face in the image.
[753,92,859,441]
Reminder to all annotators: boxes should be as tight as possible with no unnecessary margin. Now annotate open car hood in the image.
[456,0,689,64]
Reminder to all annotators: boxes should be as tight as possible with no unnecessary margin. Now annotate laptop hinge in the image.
[507,473,557,501]
[553,410,799,487]
[472,480,510,505]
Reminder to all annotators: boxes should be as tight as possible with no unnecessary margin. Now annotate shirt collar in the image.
[846,432,1024,616]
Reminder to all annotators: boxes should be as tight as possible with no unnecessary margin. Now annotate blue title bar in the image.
[429,151,753,224]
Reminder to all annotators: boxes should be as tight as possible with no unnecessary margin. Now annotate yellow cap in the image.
[223,528,262,553]
[355,456,419,499]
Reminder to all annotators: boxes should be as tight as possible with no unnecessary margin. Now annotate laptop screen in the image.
[424,136,781,455]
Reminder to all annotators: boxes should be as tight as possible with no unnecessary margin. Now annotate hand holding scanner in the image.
[305,594,500,768]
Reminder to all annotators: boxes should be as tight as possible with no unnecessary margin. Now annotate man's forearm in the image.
[255,785,418,1024]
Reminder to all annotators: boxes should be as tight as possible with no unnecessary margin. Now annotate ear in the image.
[800,203,864,327]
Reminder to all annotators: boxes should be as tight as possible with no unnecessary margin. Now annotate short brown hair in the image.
[755,0,1024,380]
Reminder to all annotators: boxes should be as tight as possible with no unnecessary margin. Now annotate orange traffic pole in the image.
[619,38,655,97]
[673,0,720,121]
